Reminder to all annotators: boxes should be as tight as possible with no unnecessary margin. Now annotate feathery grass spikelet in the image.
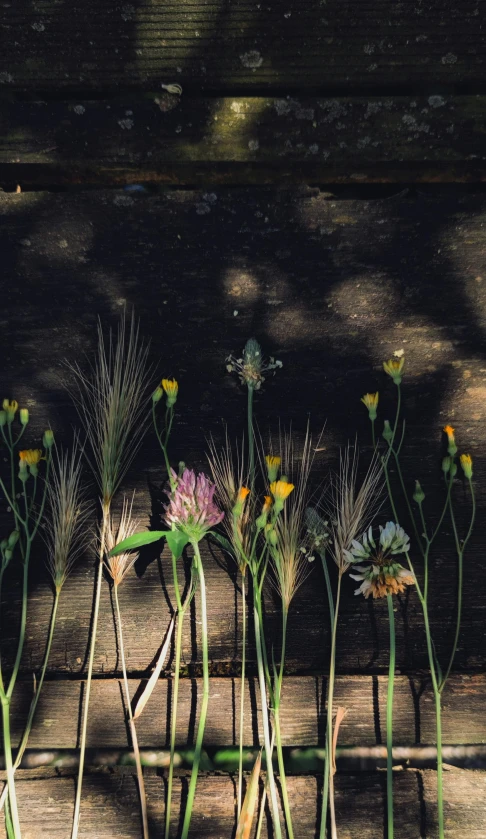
[66,313,151,507]
[104,494,141,586]
[44,438,91,594]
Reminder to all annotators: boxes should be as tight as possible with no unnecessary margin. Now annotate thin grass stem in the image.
[114,584,149,839]
[386,594,395,839]
[237,573,247,820]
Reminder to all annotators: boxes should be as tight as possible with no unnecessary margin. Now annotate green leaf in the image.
[208,530,234,555]
[108,530,167,557]
[165,530,190,559]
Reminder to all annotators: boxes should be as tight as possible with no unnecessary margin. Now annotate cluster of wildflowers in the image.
[226,337,282,391]
[347,522,414,599]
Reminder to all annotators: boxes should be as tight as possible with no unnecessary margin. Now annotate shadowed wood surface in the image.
[1,1,485,93]
[0,188,485,677]
[1,770,486,838]
[3,95,486,187]
[5,674,486,749]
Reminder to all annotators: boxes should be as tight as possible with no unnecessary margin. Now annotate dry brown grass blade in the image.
[331,707,348,775]
[235,751,262,839]
[133,615,175,721]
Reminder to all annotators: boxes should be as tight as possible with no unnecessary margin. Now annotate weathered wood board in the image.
[1,770,486,838]
[0,188,485,677]
[2,95,486,186]
[1,1,485,93]
[6,674,486,749]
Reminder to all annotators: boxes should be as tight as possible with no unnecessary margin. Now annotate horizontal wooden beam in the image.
[6,674,486,749]
[1,769,485,838]
[1,1,484,93]
[2,96,486,186]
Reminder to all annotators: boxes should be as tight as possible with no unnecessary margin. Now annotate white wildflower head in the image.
[347,521,414,599]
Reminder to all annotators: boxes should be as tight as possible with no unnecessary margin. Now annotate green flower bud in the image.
[4,548,13,562]
[413,480,425,504]
[0,539,8,551]
[43,429,54,449]
[382,420,393,443]
[18,461,29,482]
[0,411,6,427]
[442,456,451,475]
[152,386,164,404]
[20,408,29,426]
[7,530,19,548]
[3,399,18,423]
[266,527,278,547]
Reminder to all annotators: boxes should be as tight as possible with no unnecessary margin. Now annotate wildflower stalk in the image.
[381,363,475,839]
[165,552,196,839]
[180,540,209,839]
[0,590,60,814]
[253,589,282,839]
[114,583,149,839]
[386,594,395,839]
[71,505,109,839]
[319,549,334,839]
[237,572,247,819]
[247,387,255,486]
[322,572,342,839]
[272,608,294,839]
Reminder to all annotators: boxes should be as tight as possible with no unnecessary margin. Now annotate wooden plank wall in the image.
[1,2,486,837]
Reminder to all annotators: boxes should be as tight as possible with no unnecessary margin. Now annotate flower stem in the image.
[1,696,22,838]
[386,595,395,839]
[0,590,60,814]
[247,387,255,487]
[180,542,210,839]
[325,572,342,839]
[237,573,247,820]
[273,609,294,839]
[165,557,193,839]
[71,504,109,839]
[253,590,282,839]
[114,584,149,839]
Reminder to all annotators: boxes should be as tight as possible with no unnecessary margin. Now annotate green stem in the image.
[7,546,31,699]
[273,609,294,839]
[247,387,255,487]
[180,542,210,839]
[114,585,149,839]
[435,689,444,839]
[386,595,395,839]
[323,572,342,839]
[253,589,282,839]
[237,573,247,820]
[1,696,22,838]
[371,419,376,450]
[165,557,193,839]
[319,550,334,839]
[71,505,109,839]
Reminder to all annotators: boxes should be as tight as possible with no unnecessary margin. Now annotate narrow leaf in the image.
[331,706,347,775]
[236,751,262,839]
[133,614,175,720]
[108,530,167,556]
[208,530,234,555]
[165,530,190,559]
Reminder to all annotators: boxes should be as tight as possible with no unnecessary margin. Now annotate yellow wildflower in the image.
[2,399,18,423]
[383,358,404,385]
[265,454,281,482]
[443,424,457,456]
[270,480,295,513]
[361,392,379,421]
[255,495,272,530]
[19,449,43,466]
[232,486,250,517]
[161,378,178,407]
[460,453,473,480]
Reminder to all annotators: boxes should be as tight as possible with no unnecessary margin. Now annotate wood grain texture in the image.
[1,769,486,838]
[5,674,486,749]
[1,1,485,93]
[0,188,485,677]
[2,95,486,186]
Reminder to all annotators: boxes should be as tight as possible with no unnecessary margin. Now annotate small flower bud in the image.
[43,429,54,449]
[0,411,6,427]
[0,539,8,551]
[383,357,404,385]
[162,378,178,408]
[4,548,13,562]
[443,425,457,457]
[413,480,425,504]
[18,462,29,482]
[361,392,379,421]
[152,385,164,404]
[3,400,18,423]
[382,420,393,443]
[451,462,457,477]
[265,455,281,483]
[232,486,250,517]
[266,526,278,546]
[442,456,451,474]
[7,530,19,548]
[460,453,473,480]
[20,408,29,426]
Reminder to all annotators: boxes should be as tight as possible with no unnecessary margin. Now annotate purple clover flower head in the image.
[165,468,224,542]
